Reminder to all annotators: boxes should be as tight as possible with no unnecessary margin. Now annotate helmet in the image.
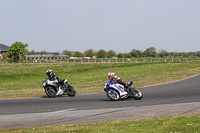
[46,69,53,77]
[108,72,115,80]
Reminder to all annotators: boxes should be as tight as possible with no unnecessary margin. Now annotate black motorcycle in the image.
[43,78,76,98]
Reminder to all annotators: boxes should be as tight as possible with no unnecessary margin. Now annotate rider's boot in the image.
[124,86,130,93]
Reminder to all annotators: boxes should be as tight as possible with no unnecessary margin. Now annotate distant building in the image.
[84,57,91,59]
[0,43,10,59]
[23,54,69,59]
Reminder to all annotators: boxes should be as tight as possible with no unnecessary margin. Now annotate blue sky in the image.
[0,0,200,53]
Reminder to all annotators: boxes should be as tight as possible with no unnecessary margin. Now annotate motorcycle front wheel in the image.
[132,88,143,100]
[67,85,76,97]
[45,86,56,98]
[106,89,121,101]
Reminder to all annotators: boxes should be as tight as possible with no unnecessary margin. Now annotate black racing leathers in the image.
[111,76,129,91]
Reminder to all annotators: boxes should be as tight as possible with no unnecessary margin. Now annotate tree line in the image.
[4,41,200,62]
[29,47,200,58]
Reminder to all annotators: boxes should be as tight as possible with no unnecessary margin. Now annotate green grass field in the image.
[1,113,200,133]
[0,62,200,99]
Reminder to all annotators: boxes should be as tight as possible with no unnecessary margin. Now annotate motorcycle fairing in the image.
[127,82,133,87]
[56,86,64,95]
[105,82,127,96]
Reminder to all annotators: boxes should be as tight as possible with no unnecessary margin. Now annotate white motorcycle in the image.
[104,81,143,101]
[43,78,76,98]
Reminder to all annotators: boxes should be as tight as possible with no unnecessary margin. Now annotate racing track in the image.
[0,74,200,129]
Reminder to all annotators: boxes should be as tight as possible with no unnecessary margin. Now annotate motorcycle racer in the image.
[46,69,64,93]
[47,69,58,80]
[108,72,129,92]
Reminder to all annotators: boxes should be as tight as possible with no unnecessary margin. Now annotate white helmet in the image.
[46,69,53,77]
[108,72,115,80]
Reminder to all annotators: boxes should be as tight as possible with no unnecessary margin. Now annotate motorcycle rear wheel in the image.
[45,86,56,98]
[107,89,121,101]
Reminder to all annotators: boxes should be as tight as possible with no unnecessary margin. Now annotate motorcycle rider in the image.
[108,72,129,92]
[46,69,64,93]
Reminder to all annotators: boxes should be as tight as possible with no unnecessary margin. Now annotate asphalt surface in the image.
[0,74,200,129]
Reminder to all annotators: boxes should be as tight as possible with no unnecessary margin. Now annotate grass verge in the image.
[0,62,200,99]
[0,113,200,133]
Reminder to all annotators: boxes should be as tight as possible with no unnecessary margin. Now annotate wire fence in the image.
[0,57,200,64]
